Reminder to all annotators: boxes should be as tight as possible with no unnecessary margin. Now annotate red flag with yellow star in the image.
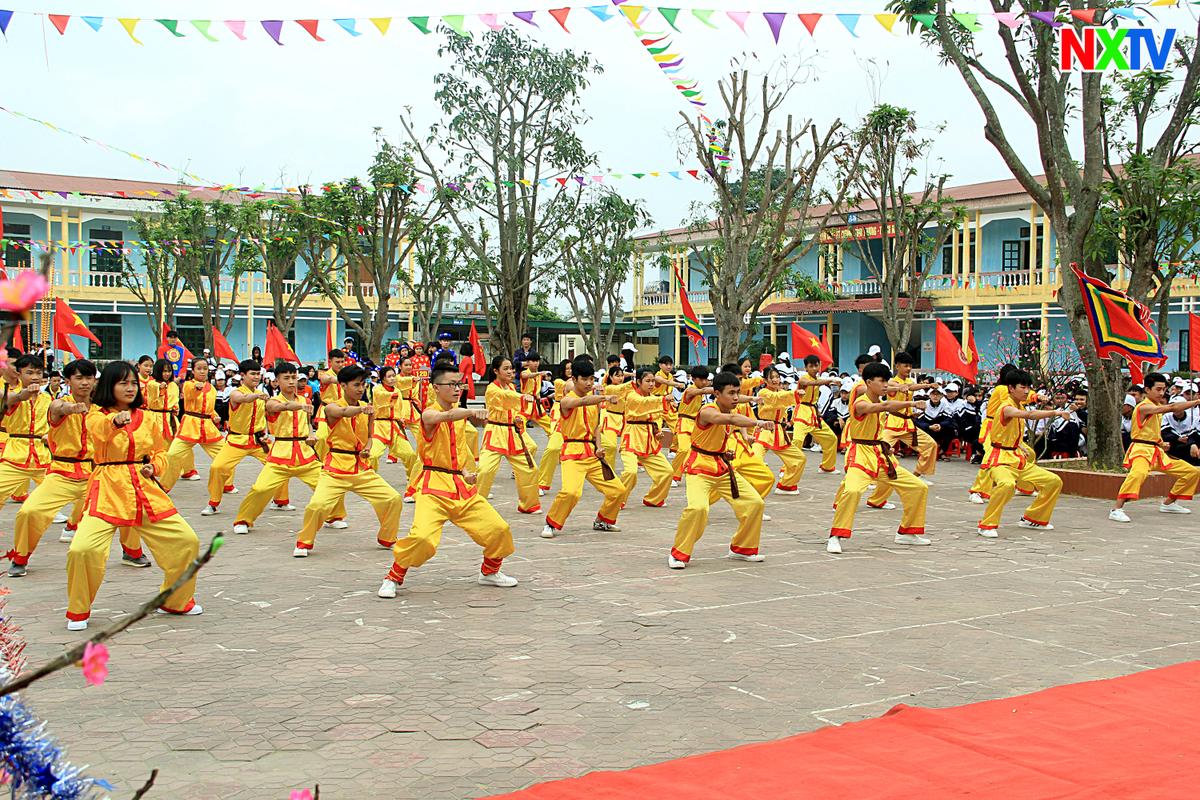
[790,323,834,370]
[53,296,100,359]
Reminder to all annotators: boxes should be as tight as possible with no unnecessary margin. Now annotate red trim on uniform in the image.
[818,467,837,473]
[729,544,759,556]
[596,512,617,525]
[403,486,417,498]
[65,610,90,621]
[121,546,144,559]
[865,499,890,509]
[1117,493,1140,500]
[1016,489,1035,497]
[669,547,691,563]
[481,556,503,575]
[64,522,78,532]
[1168,493,1194,501]
[234,519,251,528]
[544,516,563,530]
[897,526,926,535]
[776,483,798,491]
[642,499,666,508]
[325,516,344,523]
[386,562,408,584]
[160,598,196,615]
[8,551,29,566]
[376,537,394,549]
[830,527,852,539]
[538,484,551,491]
[273,499,291,507]
[517,504,542,514]
[294,540,313,550]
[180,470,199,479]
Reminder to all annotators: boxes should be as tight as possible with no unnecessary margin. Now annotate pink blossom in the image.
[290,791,314,800]
[0,271,49,314]
[81,641,109,686]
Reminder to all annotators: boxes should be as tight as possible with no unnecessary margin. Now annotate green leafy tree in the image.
[126,212,188,348]
[407,222,473,344]
[401,27,600,356]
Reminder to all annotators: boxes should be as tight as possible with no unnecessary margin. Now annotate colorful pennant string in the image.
[616,0,707,108]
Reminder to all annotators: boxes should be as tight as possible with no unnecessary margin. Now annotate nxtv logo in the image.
[1058,27,1176,72]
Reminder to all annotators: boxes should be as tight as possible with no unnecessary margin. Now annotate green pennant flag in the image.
[442,14,469,37]
[952,12,982,31]
[156,19,185,37]
[407,16,431,34]
[191,20,218,41]
[659,8,681,31]
[691,9,718,29]
[633,173,646,179]
[913,13,937,29]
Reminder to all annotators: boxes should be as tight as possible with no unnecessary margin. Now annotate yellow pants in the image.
[162,438,222,492]
[797,420,840,472]
[207,444,288,507]
[66,512,199,622]
[969,442,1038,498]
[671,471,764,562]
[670,431,692,481]
[295,470,402,550]
[831,464,928,539]
[619,450,673,507]
[1117,457,1200,503]
[878,426,938,476]
[0,462,44,505]
[10,474,140,565]
[545,457,625,529]
[389,491,515,578]
[528,413,554,436]
[752,442,806,491]
[979,463,1063,530]
[536,431,563,490]
[734,444,775,499]
[476,447,542,513]
[234,462,346,527]
[600,429,621,469]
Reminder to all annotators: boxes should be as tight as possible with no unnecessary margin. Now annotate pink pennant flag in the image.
[993,12,1022,29]
[592,175,604,183]
[261,19,284,44]
[513,11,538,27]
[763,12,786,42]
[479,13,503,30]
[224,19,247,40]
[726,11,750,32]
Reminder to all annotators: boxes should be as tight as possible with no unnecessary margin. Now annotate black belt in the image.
[330,447,365,456]
[183,411,211,419]
[992,443,1022,451]
[691,445,738,498]
[851,438,897,479]
[52,455,92,464]
[563,437,616,481]
[7,433,40,439]
[423,465,462,475]
[274,435,308,441]
[230,428,269,453]
[1131,438,1162,446]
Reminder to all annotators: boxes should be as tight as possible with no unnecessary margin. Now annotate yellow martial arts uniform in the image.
[371,383,417,475]
[977,400,1063,531]
[536,379,569,491]
[521,371,554,435]
[0,389,50,503]
[619,389,673,508]
[794,381,839,473]
[654,369,679,434]
[67,408,200,624]
[752,388,806,491]
[234,400,346,528]
[476,382,542,513]
[732,434,775,499]
[872,374,938,479]
[1116,400,1200,503]
[163,379,223,491]
[398,375,424,497]
[671,404,764,563]
[737,375,763,419]
[207,388,288,508]
[830,394,928,541]
[313,371,344,460]
[144,379,180,452]
[969,385,1036,498]
[386,396,514,584]
[544,398,624,530]
[295,401,402,551]
[671,388,706,481]
[600,382,631,467]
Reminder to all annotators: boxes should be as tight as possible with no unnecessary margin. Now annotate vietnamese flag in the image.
[263,321,300,366]
[211,325,239,363]
[468,321,485,377]
[53,297,100,359]
[935,319,979,382]
[790,323,834,369]
[1190,313,1200,371]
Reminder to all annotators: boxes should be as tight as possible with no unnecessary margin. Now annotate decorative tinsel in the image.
[0,592,112,799]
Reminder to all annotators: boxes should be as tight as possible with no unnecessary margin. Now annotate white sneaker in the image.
[326,520,348,529]
[820,468,843,475]
[762,513,772,522]
[826,537,843,554]
[968,492,986,505]
[1017,519,1054,530]
[667,555,687,569]
[774,487,799,496]
[977,527,998,538]
[233,523,249,535]
[224,486,240,495]
[67,619,88,631]
[1109,508,1131,523]
[59,530,74,543]
[538,488,546,497]
[671,480,681,488]
[894,533,931,546]
[403,494,415,504]
[156,603,204,617]
[52,511,69,524]
[200,505,219,516]
[487,493,493,500]
[272,503,296,511]
[377,579,399,599]
[293,547,309,558]
[478,571,518,587]
[869,502,896,511]
[808,444,822,452]
[540,525,556,539]
[727,549,765,563]
[184,473,201,481]
[1159,502,1192,515]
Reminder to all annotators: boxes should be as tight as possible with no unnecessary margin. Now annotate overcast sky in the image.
[3,2,1195,238]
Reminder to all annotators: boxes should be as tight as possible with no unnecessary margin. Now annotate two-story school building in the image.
[631,175,1200,375]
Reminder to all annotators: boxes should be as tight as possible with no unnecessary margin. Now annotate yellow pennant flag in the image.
[1149,0,1178,5]
[620,5,644,25]
[370,17,392,35]
[118,17,143,44]
[874,13,899,32]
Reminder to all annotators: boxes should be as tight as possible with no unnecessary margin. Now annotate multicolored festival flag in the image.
[673,265,706,348]
[1071,265,1165,383]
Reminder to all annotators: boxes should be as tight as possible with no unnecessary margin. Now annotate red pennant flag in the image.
[55,329,84,360]
[12,321,24,353]
[54,297,101,346]
[548,7,571,32]
[935,319,979,382]
[49,14,70,34]
[211,326,239,363]
[296,19,324,40]
[797,13,822,35]
[687,169,700,179]
[1070,9,1098,24]
[1190,313,1200,371]
[790,323,834,370]
[263,322,300,366]
[326,320,334,355]
[468,321,485,377]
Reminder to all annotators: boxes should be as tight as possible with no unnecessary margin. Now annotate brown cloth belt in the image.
[230,428,269,454]
[1130,438,1162,447]
[274,435,308,441]
[851,438,897,480]
[146,406,179,434]
[691,445,739,498]
[423,465,462,475]
[487,420,533,467]
[563,437,616,481]
[992,443,1022,451]
[97,455,165,489]
[6,433,41,439]
[329,447,365,457]
[52,455,92,464]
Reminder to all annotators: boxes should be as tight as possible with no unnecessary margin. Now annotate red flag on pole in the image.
[935,320,979,382]
[790,323,834,369]
[211,326,238,363]
[1190,313,1200,371]
[12,322,23,353]
[326,320,333,355]
[468,321,485,377]
[264,322,300,366]
[54,297,100,345]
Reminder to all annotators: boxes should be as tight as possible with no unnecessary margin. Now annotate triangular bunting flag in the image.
[0,10,12,36]
[82,15,103,31]
[669,171,681,179]
[549,7,571,31]
[261,19,284,44]
[836,14,859,36]
[408,16,431,34]
[513,11,539,27]
[191,19,218,40]
[952,12,982,31]
[619,5,643,25]
[443,14,469,36]
[297,19,324,41]
[587,6,614,22]
[118,18,142,44]
[913,13,937,29]
[687,169,700,178]
[48,14,70,35]
[1069,9,1098,23]
[1028,11,1061,27]
[370,17,391,35]
[763,12,786,42]
[334,18,360,36]
[658,8,681,31]
[156,19,184,37]
[798,13,822,35]
[874,13,898,32]
[224,19,247,40]
[691,9,717,28]
[994,12,1021,29]
[726,11,750,32]
[479,13,504,31]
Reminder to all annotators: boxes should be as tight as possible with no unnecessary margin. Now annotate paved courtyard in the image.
[3,436,1198,799]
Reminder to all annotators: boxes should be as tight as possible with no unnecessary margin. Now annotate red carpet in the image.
[488,661,1200,799]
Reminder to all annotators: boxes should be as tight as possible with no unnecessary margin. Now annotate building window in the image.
[2,223,32,271]
[87,314,123,361]
[89,227,124,280]
[1018,318,1041,370]
[173,316,207,357]
[1001,240,1026,272]
[940,240,975,275]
